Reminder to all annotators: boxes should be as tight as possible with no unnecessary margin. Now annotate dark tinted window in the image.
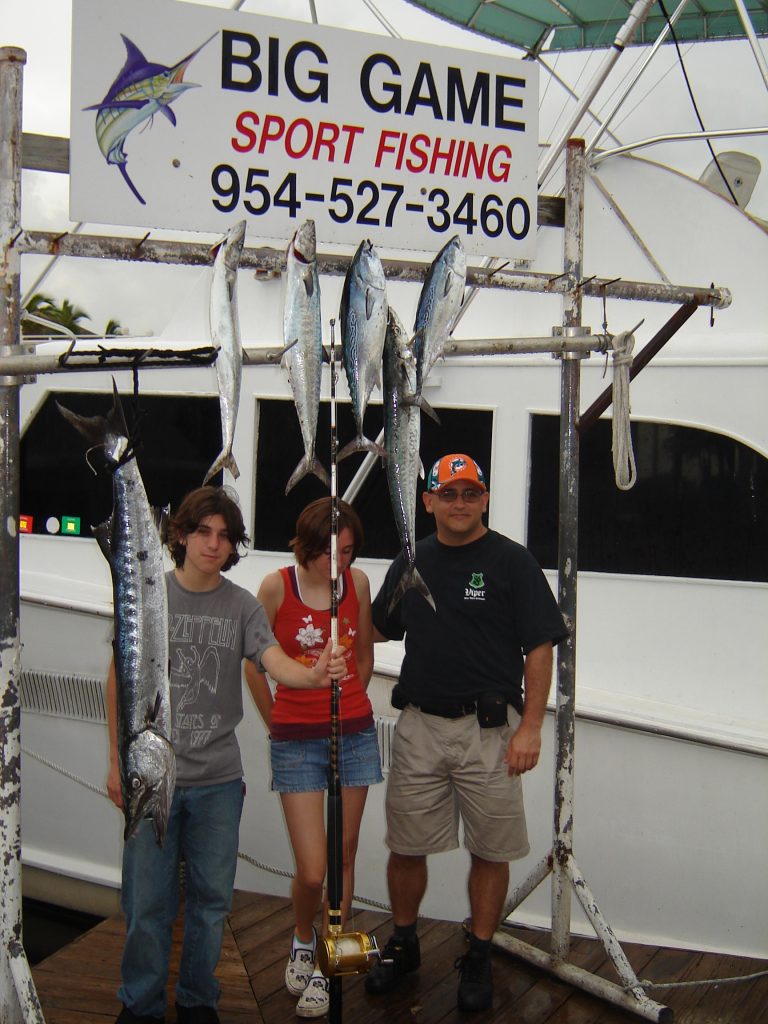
[20,390,221,536]
[254,398,493,557]
[528,414,768,582]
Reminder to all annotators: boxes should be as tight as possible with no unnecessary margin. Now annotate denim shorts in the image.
[270,725,383,793]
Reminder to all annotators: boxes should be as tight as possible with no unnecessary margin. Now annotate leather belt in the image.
[408,701,476,719]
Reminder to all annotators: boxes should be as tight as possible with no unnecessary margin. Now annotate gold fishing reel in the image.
[316,927,381,977]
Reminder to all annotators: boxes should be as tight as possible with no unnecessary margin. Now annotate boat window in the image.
[253,398,493,558]
[527,414,768,582]
[20,391,222,537]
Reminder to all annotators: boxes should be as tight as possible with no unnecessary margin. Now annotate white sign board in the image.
[70,0,539,258]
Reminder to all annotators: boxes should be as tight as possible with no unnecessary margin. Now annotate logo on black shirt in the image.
[465,572,486,601]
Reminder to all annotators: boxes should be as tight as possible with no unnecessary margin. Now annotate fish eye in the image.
[130,775,142,791]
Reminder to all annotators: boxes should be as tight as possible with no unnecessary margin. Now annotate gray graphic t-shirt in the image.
[166,571,277,785]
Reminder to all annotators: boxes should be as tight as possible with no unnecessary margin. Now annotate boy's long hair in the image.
[167,486,249,571]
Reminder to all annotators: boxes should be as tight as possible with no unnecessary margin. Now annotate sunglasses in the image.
[433,488,485,503]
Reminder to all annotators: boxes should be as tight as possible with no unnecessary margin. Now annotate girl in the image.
[246,498,382,1018]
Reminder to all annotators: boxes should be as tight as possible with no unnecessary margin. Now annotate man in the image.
[366,454,567,1013]
[107,486,344,1024]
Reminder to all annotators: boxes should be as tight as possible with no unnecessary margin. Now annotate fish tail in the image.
[203,449,240,485]
[285,455,330,495]
[388,566,436,614]
[337,435,388,463]
[57,380,130,447]
[119,162,146,206]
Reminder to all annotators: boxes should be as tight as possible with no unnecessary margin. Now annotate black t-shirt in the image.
[372,530,568,713]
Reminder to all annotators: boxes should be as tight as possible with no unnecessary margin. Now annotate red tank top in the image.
[270,566,374,740]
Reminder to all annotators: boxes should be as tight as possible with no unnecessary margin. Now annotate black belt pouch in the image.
[476,691,508,728]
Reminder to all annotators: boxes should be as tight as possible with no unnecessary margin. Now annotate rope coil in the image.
[610,329,637,490]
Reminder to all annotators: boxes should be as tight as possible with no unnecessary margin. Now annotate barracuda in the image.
[204,219,246,486]
[58,385,175,845]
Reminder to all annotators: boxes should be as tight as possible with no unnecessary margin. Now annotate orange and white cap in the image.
[426,454,487,492]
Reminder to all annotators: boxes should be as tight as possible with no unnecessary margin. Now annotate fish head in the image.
[352,240,386,317]
[146,31,216,105]
[123,729,176,844]
[218,219,246,272]
[441,235,467,282]
[290,219,317,264]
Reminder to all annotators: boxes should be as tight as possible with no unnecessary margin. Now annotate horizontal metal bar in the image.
[590,126,768,166]
[491,931,673,1023]
[0,334,609,377]
[13,230,731,309]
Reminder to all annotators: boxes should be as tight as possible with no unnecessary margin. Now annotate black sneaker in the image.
[174,1005,220,1024]
[455,948,493,1012]
[365,933,421,995]
[115,1007,164,1024]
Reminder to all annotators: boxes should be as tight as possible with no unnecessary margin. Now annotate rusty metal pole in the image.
[0,45,45,1024]
[551,138,587,960]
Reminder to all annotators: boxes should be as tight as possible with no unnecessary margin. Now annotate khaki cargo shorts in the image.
[384,705,530,862]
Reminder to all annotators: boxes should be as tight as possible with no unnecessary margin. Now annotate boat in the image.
[5,0,767,1004]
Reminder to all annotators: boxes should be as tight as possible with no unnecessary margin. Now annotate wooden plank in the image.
[21,133,69,174]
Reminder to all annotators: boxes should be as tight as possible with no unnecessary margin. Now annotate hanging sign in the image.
[70,0,539,257]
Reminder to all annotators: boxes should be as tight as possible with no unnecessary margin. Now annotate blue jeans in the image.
[118,778,244,1016]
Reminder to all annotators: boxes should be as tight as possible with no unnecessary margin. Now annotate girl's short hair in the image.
[167,486,249,571]
[290,498,364,568]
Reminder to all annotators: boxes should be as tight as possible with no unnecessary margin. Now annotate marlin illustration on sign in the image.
[85,32,216,205]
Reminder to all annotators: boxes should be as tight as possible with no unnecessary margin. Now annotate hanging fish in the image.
[204,219,246,485]
[283,219,330,493]
[338,240,388,462]
[58,384,175,845]
[383,307,435,612]
[413,235,466,395]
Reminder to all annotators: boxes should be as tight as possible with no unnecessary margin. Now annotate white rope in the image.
[610,330,637,490]
[21,745,108,798]
[22,744,395,911]
[633,968,768,991]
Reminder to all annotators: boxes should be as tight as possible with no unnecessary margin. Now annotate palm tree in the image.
[41,298,92,335]
[21,293,108,338]
[104,318,124,336]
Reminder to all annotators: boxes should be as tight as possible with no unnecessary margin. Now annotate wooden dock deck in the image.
[31,891,768,1024]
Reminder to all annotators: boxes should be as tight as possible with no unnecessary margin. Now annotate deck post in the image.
[0,45,45,1024]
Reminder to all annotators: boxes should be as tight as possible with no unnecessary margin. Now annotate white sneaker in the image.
[296,973,329,1019]
[285,940,316,996]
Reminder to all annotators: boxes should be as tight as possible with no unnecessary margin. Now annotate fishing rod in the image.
[317,319,380,1022]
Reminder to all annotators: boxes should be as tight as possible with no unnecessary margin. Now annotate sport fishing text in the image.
[230,114,516,182]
